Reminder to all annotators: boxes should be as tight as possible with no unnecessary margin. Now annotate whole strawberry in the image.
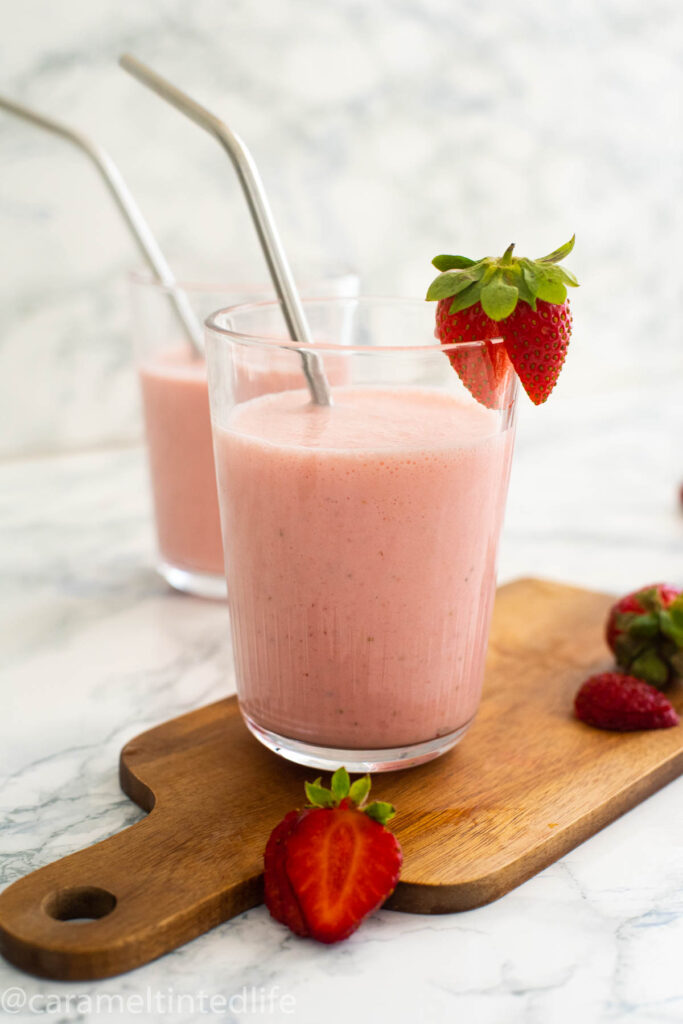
[606,583,683,689]
[427,237,578,406]
[264,767,402,943]
[574,672,679,731]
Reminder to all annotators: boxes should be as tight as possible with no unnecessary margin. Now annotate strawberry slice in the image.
[263,809,309,937]
[427,237,578,406]
[574,672,679,731]
[263,769,402,944]
[284,801,402,943]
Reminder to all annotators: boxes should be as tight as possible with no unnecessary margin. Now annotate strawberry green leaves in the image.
[535,276,567,305]
[364,801,397,826]
[537,234,575,265]
[425,269,480,301]
[304,779,337,807]
[608,586,683,689]
[305,767,349,806]
[439,280,485,316]
[304,767,396,823]
[660,595,683,648]
[480,276,518,320]
[431,254,478,271]
[629,649,670,689]
[331,766,351,802]
[426,237,578,321]
[348,775,371,805]
[521,260,563,304]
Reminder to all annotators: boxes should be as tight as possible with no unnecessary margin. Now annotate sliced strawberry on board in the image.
[428,237,578,406]
[263,768,402,944]
[284,800,402,944]
[574,672,679,731]
[263,809,309,937]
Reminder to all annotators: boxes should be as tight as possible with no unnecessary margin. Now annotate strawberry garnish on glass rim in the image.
[426,236,579,406]
[264,767,402,944]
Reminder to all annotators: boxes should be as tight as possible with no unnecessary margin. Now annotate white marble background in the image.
[2,2,683,1022]
[1,0,682,456]
[1,434,682,1024]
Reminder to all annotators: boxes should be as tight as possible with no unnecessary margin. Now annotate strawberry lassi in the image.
[132,274,357,598]
[138,347,349,592]
[214,386,514,758]
[139,348,224,582]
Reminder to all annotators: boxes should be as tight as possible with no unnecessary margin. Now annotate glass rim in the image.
[204,296,505,355]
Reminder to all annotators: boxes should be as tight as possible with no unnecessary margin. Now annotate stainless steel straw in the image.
[0,94,203,354]
[118,54,332,407]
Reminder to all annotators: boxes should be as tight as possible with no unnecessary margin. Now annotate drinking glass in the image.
[130,272,358,598]
[205,297,517,770]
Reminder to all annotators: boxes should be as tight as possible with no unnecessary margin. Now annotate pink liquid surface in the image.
[215,386,514,750]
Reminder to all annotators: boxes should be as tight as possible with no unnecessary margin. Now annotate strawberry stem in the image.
[426,237,578,317]
[501,243,515,265]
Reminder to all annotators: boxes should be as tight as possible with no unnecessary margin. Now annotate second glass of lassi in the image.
[206,298,517,771]
[130,272,357,599]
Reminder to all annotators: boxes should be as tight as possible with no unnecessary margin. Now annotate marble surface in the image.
[2,0,683,456]
[1,368,682,1021]
[2,0,683,1019]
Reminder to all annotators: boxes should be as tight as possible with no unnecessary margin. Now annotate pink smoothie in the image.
[138,348,346,580]
[139,349,224,577]
[214,387,514,749]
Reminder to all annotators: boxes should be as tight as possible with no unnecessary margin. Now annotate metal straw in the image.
[118,54,332,407]
[0,94,203,354]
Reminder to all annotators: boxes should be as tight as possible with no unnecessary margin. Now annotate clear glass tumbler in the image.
[130,272,358,599]
[205,298,518,771]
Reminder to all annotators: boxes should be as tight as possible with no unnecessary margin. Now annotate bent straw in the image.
[0,94,203,354]
[119,54,331,407]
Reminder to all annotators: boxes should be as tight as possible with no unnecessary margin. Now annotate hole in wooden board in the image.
[43,886,117,923]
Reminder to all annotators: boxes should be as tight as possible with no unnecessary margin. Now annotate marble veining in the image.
[2,1,683,1020]
[2,0,683,457]
[1,393,682,1020]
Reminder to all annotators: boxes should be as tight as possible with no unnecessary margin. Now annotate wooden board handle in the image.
[0,808,262,980]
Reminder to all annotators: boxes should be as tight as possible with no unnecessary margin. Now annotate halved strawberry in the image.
[574,672,679,731]
[263,809,309,937]
[264,768,402,944]
[434,301,512,409]
[427,237,578,405]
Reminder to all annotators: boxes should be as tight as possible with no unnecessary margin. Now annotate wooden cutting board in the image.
[1,579,681,980]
